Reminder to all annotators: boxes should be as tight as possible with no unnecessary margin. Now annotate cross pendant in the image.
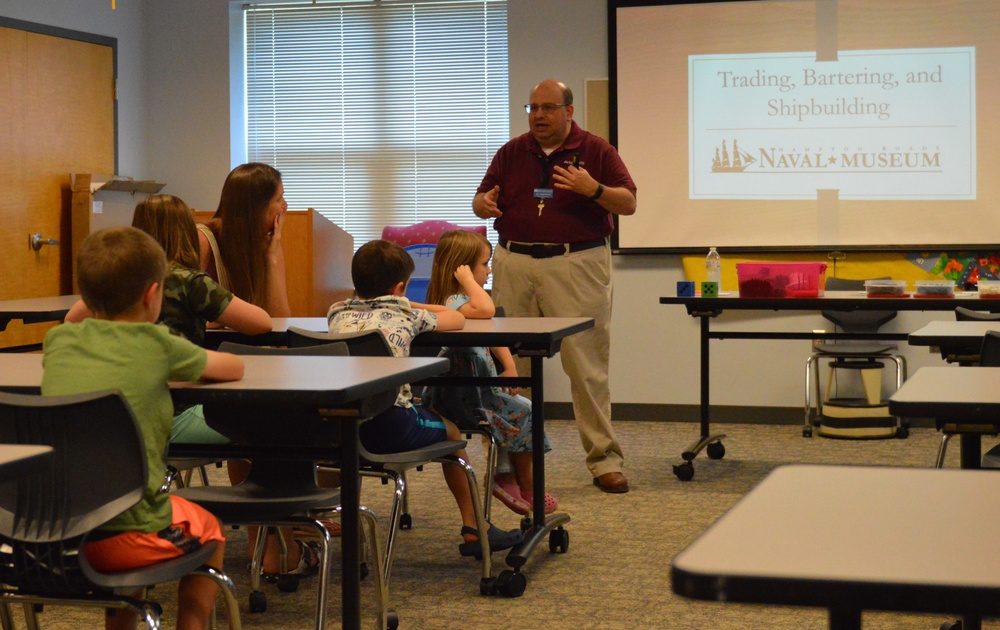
[537,199,545,216]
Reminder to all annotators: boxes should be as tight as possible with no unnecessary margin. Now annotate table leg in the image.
[505,355,571,570]
[960,434,982,469]
[340,421,361,630]
[676,314,726,480]
[828,607,862,630]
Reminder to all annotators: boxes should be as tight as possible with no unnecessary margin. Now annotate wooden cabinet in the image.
[194,209,354,316]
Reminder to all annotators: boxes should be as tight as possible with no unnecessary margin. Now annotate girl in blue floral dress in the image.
[425,230,557,515]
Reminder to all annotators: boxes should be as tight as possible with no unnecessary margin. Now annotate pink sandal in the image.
[492,478,531,515]
[521,491,559,515]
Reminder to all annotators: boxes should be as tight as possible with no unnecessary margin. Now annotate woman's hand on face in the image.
[268,209,286,251]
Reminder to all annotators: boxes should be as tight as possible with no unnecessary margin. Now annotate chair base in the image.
[816,400,898,439]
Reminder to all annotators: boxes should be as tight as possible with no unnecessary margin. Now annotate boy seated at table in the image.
[327,239,523,556]
[42,226,244,630]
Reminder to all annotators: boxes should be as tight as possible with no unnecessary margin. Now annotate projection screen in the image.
[610,0,1000,253]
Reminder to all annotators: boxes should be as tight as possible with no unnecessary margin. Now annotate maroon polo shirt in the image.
[477,121,636,244]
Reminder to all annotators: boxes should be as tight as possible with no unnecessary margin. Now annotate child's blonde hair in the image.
[426,230,492,306]
[131,194,200,270]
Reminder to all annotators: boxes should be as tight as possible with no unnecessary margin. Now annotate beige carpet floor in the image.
[6,419,999,629]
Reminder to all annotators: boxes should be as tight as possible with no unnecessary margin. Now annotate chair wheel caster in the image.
[495,569,526,597]
[520,515,532,531]
[673,461,695,481]
[706,441,725,459]
[249,590,267,613]
[399,513,412,530]
[480,576,497,596]
[896,426,909,439]
[382,610,400,630]
[276,574,300,593]
[549,527,569,553]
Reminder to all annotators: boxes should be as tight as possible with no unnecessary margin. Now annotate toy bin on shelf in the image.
[736,262,828,298]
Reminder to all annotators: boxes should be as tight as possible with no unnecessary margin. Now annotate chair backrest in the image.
[821,277,896,333]
[955,306,1000,322]
[0,390,145,591]
[380,220,487,248]
[287,327,393,357]
[208,341,349,446]
[0,390,145,542]
[978,330,1000,367]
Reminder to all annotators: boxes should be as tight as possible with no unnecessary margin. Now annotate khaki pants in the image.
[491,242,624,477]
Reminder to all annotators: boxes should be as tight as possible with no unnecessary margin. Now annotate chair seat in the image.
[361,439,468,466]
[80,539,221,590]
[984,443,1000,469]
[177,484,341,524]
[813,342,898,355]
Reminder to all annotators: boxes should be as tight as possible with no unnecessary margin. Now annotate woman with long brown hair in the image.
[197,163,291,316]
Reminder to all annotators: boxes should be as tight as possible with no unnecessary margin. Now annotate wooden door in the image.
[0,22,115,348]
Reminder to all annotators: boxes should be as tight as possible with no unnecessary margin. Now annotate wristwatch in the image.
[589,183,604,201]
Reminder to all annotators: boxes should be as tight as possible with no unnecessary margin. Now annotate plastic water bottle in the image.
[706,247,721,288]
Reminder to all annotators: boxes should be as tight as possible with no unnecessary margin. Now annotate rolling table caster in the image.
[398,513,412,530]
[495,569,527,597]
[673,461,695,481]
[706,441,726,459]
[549,526,569,553]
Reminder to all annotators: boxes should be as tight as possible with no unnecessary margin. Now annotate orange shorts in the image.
[83,496,224,573]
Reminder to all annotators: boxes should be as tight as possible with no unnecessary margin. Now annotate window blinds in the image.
[244,0,508,248]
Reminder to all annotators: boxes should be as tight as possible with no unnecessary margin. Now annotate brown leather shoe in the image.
[593,471,629,493]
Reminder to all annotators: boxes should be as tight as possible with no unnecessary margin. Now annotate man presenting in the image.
[473,79,637,493]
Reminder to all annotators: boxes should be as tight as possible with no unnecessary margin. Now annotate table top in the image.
[0,295,78,325]
[672,464,1000,615]
[660,290,1000,313]
[0,444,53,481]
[209,316,594,355]
[908,320,1000,347]
[889,366,1000,422]
[0,353,447,409]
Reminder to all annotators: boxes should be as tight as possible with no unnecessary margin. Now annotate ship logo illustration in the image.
[712,139,756,172]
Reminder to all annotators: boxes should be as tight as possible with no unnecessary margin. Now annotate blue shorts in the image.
[360,405,448,454]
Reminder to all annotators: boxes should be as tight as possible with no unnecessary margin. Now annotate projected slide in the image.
[611,0,1000,252]
[690,48,975,200]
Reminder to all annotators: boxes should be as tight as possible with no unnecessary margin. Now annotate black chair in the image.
[175,341,388,629]
[0,390,241,629]
[285,327,505,596]
[804,277,906,438]
[944,307,1000,365]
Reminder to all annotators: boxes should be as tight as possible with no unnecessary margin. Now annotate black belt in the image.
[499,238,606,259]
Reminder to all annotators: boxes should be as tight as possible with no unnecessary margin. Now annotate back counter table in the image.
[0,295,79,352]
[659,291,1000,481]
[0,352,448,630]
[205,316,594,591]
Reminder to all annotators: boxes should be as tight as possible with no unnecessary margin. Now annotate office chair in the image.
[175,341,390,630]
[285,328,511,596]
[945,306,1000,365]
[0,390,241,630]
[934,330,1000,470]
[804,277,906,438]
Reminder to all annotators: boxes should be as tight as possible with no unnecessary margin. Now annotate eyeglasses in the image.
[524,103,566,114]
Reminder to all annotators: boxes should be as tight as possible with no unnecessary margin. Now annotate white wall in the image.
[2,0,947,411]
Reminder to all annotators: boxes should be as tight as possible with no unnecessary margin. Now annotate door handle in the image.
[29,233,59,251]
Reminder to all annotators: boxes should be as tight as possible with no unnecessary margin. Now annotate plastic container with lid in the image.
[978,279,1000,298]
[914,280,955,298]
[864,279,907,297]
